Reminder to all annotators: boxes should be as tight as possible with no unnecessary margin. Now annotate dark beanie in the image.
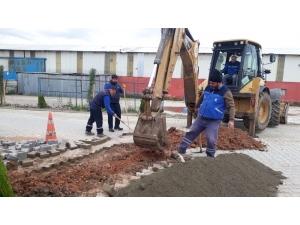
[111,74,118,79]
[209,69,222,82]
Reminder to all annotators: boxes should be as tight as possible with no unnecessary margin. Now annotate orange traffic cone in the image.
[45,112,57,142]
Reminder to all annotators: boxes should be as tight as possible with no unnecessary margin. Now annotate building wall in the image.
[61,52,77,73]
[35,51,56,73]
[197,54,212,79]
[282,55,300,82]
[1,49,299,82]
[82,52,105,74]
[116,53,127,76]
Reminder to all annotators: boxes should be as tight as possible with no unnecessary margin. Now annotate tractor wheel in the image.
[268,100,280,126]
[222,114,229,123]
[255,92,272,131]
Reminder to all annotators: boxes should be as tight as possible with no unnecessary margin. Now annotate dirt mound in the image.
[167,126,266,151]
[8,144,166,197]
[116,153,286,197]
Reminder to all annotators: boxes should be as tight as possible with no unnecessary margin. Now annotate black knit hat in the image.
[111,74,118,79]
[209,69,222,83]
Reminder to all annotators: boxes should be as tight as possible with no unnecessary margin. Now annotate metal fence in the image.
[18,72,148,109]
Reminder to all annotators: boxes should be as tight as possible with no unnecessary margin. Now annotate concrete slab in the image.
[27,151,38,158]
[17,151,27,161]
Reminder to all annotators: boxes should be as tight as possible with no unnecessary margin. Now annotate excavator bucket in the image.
[133,114,169,150]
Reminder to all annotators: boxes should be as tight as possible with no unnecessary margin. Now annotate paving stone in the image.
[19,159,34,167]
[22,160,34,167]
[33,146,41,151]
[101,184,117,197]
[66,141,78,150]
[1,153,8,160]
[153,163,164,170]
[20,148,30,153]
[27,140,37,146]
[2,141,16,146]
[56,148,67,154]
[22,143,33,151]
[80,143,92,149]
[27,151,38,158]
[130,176,141,180]
[15,144,22,150]
[96,192,109,197]
[47,150,60,157]
[7,153,18,162]
[17,151,27,161]
[114,182,129,190]
[39,152,50,159]
[47,139,58,145]
[40,144,51,152]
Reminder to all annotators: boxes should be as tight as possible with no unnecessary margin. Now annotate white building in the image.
[0,44,299,82]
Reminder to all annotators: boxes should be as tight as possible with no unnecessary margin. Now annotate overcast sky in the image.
[0,1,299,49]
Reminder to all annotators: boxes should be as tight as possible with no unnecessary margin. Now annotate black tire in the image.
[268,101,280,126]
[255,92,272,131]
[222,114,229,123]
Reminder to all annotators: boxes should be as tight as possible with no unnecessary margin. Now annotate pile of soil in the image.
[116,153,286,197]
[167,126,266,152]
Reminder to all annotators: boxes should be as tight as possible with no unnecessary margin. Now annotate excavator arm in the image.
[133,28,200,150]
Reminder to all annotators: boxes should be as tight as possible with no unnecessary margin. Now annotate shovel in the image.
[115,116,134,132]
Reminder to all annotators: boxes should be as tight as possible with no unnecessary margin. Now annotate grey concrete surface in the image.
[1,95,300,197]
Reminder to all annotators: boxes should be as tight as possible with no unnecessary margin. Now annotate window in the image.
[281,89,286,96]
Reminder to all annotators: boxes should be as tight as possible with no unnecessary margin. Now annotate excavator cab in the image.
[133,28,200,150]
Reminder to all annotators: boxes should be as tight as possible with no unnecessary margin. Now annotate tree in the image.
[87,68,96,103]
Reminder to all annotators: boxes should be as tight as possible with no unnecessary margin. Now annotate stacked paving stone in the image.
[0,136,110,168]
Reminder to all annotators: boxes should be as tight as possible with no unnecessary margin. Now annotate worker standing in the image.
[104,74,124,132]
[85,87,117,137]
[177,69,235,157]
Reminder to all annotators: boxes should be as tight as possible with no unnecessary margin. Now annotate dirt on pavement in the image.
[6,126,276,197]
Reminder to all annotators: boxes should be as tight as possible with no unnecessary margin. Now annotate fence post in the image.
[134,83,136,110]
[81,77,83,107]
[75,79,78,107]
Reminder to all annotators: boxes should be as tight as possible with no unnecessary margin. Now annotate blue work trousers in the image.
[178,115,221,157]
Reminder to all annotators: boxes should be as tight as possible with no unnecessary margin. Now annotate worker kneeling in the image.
[177,69,235,158]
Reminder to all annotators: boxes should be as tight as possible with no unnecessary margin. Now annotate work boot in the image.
[109,128,114,132]
[114,127,123,131]
[97,133,105,138]
[85,131,95,135]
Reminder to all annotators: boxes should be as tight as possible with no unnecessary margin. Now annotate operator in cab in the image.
[220,55,240,85]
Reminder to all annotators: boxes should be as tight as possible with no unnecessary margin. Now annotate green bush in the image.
[38,95,47,108]
[0,159,15,197]
[139,99,145,114]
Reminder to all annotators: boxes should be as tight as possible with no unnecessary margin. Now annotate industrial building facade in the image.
[0,44,300,102]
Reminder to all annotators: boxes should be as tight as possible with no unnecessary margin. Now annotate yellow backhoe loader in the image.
[133,28,200,150]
